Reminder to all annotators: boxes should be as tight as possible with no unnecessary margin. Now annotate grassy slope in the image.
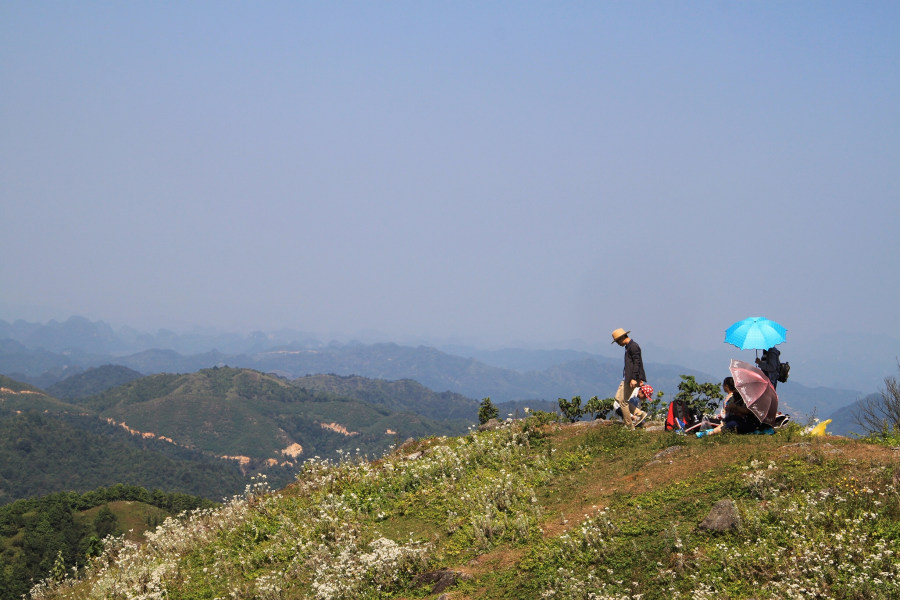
[75,501,169,543]
[37,421,900,600]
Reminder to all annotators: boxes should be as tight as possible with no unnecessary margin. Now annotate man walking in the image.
[612,328,647,429]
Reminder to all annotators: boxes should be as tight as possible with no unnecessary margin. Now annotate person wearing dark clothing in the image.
[611,328,647,429]
[705,377,760,436]
[756,347,781,389]
[623,340,647,387]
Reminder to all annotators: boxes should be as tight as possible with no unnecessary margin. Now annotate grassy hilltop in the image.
[30,418,900,600]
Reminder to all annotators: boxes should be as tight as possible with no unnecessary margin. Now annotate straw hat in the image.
[611,328,630,344]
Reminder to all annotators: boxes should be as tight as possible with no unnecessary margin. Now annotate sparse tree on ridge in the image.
[852,362,900,438]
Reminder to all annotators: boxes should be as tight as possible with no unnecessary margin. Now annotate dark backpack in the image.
[665,400,699,431]
[777,361,791,383]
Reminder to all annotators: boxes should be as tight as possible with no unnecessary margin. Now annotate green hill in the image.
[30,418,900,600]
[291,373,479,421]
[0,410,247,505]
[45,365,143,400]
[73,367,470,463]
[0,485,215,600]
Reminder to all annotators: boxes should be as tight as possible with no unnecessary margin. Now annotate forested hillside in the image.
[0,411,246,505]
[0,485,215,600]
[71,367,469,462]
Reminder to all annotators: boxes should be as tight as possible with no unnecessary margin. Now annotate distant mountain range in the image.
[0,316,321,356]
[3,315,897,391]
[1,329,869,419]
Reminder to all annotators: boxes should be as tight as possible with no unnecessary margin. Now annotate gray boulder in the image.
[699,499,740,532]
[478,419,501,432]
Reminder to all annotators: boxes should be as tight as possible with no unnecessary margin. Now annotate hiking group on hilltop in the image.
[609,317,791,436]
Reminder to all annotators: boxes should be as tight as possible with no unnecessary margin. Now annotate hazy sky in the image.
[2,2,898,351]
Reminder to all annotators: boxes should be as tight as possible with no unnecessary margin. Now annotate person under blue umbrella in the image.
[725,317,787,390]
[756,347,782,390]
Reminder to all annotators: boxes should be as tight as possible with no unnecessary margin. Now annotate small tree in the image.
[584,396,615,420]
[852,362,900,438]
[93,504,119,539]
[50,549,67,582]
[674,375,723,415]
[478,397,499,424]
[558,396,584,423]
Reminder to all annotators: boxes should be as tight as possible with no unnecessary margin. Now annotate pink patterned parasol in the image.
[729,359,779,426]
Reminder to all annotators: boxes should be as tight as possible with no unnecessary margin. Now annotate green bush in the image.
[674,375,723,415]
[584,396,614,420]
[558,396,584,423]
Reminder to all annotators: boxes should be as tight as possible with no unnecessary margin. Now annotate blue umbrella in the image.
[725,317,786,351]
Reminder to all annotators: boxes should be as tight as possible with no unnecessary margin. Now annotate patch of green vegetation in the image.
[0,485,215,600]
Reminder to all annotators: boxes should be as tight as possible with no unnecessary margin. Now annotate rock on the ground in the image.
[653,446,683,460]
[699,499,740,532]
[404,451,423,461]
[396,437,416,453]
[478,419,501,432]
[413,570,471,594]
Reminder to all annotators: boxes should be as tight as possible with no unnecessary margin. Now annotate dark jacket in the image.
[725,391,751,418]
[758,347,781,389]
[622,340,647,384]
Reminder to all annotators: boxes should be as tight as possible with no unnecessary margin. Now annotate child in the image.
[614,384,653,426]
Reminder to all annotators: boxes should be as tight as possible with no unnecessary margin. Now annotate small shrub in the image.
[674,375,723,415]
[558,396,584,423]
[584,396,615,420]
[525,409,558,428]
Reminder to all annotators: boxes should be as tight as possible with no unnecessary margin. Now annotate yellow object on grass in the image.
[807,419,832,437]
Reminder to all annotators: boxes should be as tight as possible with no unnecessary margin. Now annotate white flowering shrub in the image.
[30,420,553,599]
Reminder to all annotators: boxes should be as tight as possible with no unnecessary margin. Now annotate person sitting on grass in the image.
[703,377,760,436]
[614,384,653,426]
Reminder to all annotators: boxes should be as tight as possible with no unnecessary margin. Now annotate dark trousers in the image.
[724,415,759,434]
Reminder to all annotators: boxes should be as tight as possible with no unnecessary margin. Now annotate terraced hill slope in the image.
[32,420,900,599]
